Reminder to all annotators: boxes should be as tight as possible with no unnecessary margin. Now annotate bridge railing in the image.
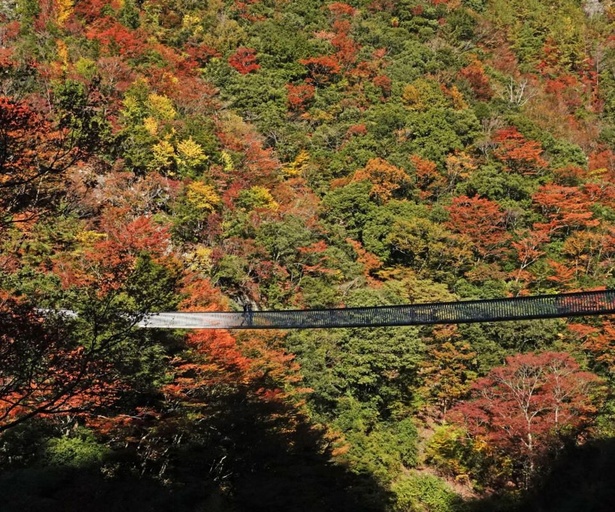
[138,289,615,329]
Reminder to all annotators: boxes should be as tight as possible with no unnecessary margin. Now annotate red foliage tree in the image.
[345,123,368,138]
[450,352,602,487]
[228,47,260,74]
[327,2,357,17]
[330,19,359,66]
[0,213,182,433]
[73,0,109,22]
[233,0,268,22]
[373,74,392,96]
[216,117,280,185]
[510,230,549,284]
[588,148,615,176]
[544,74,583,112]
[185,43,221,67]
[299,56,341,85]
[459,58,493,100]
[286,82,315,112]
[0,293,126,433]
[80,273,306,477]
[86,17,147,58]
[54,213,173,293]
[569,320,615,376]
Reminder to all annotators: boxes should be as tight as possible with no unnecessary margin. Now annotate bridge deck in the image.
[138,289,615,329]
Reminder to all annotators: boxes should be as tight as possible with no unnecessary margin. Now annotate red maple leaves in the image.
[228,47,260,74]
[450,351,602,486]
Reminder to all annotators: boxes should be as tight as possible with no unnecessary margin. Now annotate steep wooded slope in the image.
[2,1,615,510]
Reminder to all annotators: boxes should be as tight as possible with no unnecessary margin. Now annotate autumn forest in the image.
[2,0,615,510]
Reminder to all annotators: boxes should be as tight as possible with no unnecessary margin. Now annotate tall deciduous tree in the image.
[0,96,73,223]
[446,195,510,260]
[352,158,410,203]
[0,213,182,433]
[0,293,122,434]
[533,183,600,236]
[419,325,477,417]
[450,351,602,487]
[493,127,548,175]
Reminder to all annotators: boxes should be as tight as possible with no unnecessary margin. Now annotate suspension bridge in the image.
[136,289,615,329]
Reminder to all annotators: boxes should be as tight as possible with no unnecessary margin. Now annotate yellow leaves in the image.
[182,14,201,28]
[147,93,176,121]
[122,94,140,117]
[473,433,495,453]
[56,0,73,27]
[401,78,448,111]
[122,79,151,121]
[562,231,601,260]
[56,40,69,70]
[283,150,310,178]
[151,138,175,170]
[177,137,208,170]
[186,181,220,211]
[185,246,213,273]
[589,167,608,178]
[249,186,278,210]
[74,58,97,79]
[150,137,208,175]
[143,117,159,137]
[182,13,204,37]
[401,84,422,109]
[445,152,476,182]
[220,151,234,172]
[310,108,334,123]
[448,85,468,110]
[238,186,279,211]
[75,230,108,246]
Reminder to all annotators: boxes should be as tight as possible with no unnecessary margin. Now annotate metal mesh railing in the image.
[138,289,615,329]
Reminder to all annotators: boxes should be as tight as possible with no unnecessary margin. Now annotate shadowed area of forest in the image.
[469,438,615,512]
[0,390,390,512]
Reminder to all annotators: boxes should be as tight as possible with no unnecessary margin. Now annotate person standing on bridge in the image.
[242,302,254,327]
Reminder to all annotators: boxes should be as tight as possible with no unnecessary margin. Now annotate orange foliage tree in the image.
[0,95,79,224]
[411,154,446,200]
[0,294,125,433]
[459,58,493,100]
[352,158,410,203]
[286,82,316,112]
[299,56,342,85]
[532,183,600,236]
[493,127,548,175]
[446,195,511,260]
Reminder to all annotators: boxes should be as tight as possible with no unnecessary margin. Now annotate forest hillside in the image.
[2,0,615,510]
